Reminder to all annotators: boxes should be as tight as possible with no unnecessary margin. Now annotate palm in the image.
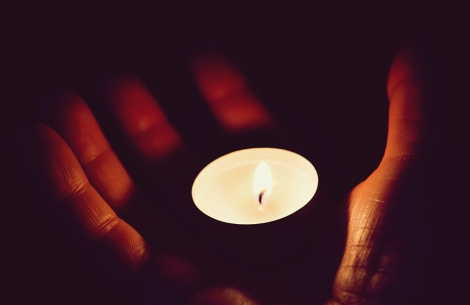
[16,44,430,304]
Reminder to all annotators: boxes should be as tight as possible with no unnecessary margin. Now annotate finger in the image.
[329,42,433,304]
[102,74,203,234]
[43,90,135,211]
[191,52,273,133]
[16,122,150,274]
[102,74,183,164]
[330,169,410,304]
[384,43,431,160]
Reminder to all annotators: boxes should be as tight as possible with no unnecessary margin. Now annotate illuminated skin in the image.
[16,42,431,304]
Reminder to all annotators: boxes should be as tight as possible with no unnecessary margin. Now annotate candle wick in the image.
[258,189,266,204]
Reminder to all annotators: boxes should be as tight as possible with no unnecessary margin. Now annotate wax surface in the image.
[192,148,318,224]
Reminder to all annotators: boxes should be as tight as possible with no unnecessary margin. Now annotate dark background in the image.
[1,1,469,304]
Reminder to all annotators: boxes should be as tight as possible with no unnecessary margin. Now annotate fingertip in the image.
[41,89,90,139]
[387,47,419,98]
[382,36,435,162]
[101,72,142,104]
[191,52,273,133]
[41,90,114,162]
[101,73,167,135]
[386,36,433,100]
[15,122,67,190]
[102,72,183,162]
[191,52,248,102]
[15,121,54,153]
[42,89,76,121]
[385,38,435,143]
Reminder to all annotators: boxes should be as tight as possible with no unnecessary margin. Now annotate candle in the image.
[192,148,318,225]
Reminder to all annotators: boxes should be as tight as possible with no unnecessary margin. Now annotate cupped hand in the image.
[16,42,432,305]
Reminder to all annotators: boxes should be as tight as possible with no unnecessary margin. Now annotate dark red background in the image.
[1,1,469,304]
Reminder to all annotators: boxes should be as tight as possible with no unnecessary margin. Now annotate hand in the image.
[16,42,432,304]
[325,42,433,304]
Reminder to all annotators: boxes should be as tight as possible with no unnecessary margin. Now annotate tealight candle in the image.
[191,148,320,264]
[192,148,318,225]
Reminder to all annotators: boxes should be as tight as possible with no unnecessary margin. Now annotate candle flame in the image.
[253,162,273,204]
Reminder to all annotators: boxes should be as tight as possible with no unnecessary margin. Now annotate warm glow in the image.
[192,148,318,225]
[253,162,273,205]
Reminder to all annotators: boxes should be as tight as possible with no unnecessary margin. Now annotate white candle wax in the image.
[192,148,318,225]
